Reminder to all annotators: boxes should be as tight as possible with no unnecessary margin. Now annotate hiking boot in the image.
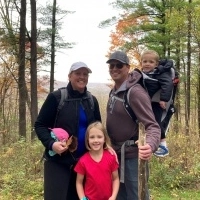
[154,145,169,157]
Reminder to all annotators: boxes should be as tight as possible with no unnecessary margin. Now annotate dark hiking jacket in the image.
[35,82,101,165]
[143,60,174,102]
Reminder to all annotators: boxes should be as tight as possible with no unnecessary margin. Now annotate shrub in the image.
[0,139,44,199]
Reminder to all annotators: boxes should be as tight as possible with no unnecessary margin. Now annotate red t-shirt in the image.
[74,150,119,200]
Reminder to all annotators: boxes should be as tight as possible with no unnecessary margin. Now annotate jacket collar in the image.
[67,82,87,98]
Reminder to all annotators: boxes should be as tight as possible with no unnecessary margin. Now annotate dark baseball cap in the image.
[106,51,129,65]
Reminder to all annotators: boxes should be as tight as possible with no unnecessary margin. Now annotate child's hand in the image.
[159,101,166,109]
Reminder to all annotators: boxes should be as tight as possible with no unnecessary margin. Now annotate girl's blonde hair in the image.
[141,50,160,62]
[85,121,111,150]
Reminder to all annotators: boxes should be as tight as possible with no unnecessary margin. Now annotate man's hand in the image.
[138,144,152,160]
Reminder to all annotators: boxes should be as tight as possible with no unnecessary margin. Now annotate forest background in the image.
[0,0,200,199]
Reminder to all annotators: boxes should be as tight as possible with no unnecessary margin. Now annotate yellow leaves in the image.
[2,147,14,158]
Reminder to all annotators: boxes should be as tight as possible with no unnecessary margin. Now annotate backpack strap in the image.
[123,86,138,123]
[157,67,176,122]
[54,88,94,127]
[54,87,68,127]
[58,87,68,111]
[109,86,138,123]
[84,91,94,111]
[120,140,136,183]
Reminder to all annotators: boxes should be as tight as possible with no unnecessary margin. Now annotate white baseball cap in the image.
[69,61,92,74]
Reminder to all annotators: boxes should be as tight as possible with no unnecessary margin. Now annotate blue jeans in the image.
[117,158,149,200]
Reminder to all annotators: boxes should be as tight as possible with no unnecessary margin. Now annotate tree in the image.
[50,0,56,92]
[102,0,200,134]
[185,0,192,133]
[37,2,75,92]
[18,0,27,137]
[30,0,38,139]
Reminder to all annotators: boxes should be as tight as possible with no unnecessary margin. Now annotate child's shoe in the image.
[154,145,169,157]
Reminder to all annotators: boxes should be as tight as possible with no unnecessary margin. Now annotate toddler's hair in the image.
[141,50,160,62]
[85,121,111,150]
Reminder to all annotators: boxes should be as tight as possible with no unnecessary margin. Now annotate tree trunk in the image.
[30,0,38,140]
[50,0,56,92]
[174,38,181,133]
[186,0,192,134]
[18,0,27,138]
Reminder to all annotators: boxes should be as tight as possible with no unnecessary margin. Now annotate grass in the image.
[0,127,200,199]
[150,189,200,200]
[0,139,44,200]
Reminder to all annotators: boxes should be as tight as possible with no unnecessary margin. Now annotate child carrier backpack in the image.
[121,59,179,135]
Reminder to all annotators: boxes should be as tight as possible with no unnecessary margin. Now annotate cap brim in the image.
[70,66,92,73]
[84,67,92,73]
[106,58,126,64]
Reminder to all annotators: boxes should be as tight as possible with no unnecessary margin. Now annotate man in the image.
[106,51,161,200]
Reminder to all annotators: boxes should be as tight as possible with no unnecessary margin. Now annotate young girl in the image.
[74,121,119,200]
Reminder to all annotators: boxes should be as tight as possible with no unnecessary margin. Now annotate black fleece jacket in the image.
[34,82,101,165]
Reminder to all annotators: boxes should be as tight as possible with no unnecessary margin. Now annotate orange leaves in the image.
[108,14,148,70]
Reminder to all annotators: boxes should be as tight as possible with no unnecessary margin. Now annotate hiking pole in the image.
[138,123,147,200]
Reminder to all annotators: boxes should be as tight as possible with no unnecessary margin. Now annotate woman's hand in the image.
[52,141,68,155]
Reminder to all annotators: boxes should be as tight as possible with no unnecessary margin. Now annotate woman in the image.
[35,61,101,200]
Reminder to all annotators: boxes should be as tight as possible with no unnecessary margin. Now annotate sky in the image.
[45,0,119,83]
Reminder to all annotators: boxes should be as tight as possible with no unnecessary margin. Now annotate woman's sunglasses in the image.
[109,63,124,69]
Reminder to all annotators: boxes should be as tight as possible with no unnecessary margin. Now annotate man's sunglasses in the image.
[109,63,124,69]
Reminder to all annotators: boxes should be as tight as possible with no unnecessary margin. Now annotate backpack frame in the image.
[109,64,179,135]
